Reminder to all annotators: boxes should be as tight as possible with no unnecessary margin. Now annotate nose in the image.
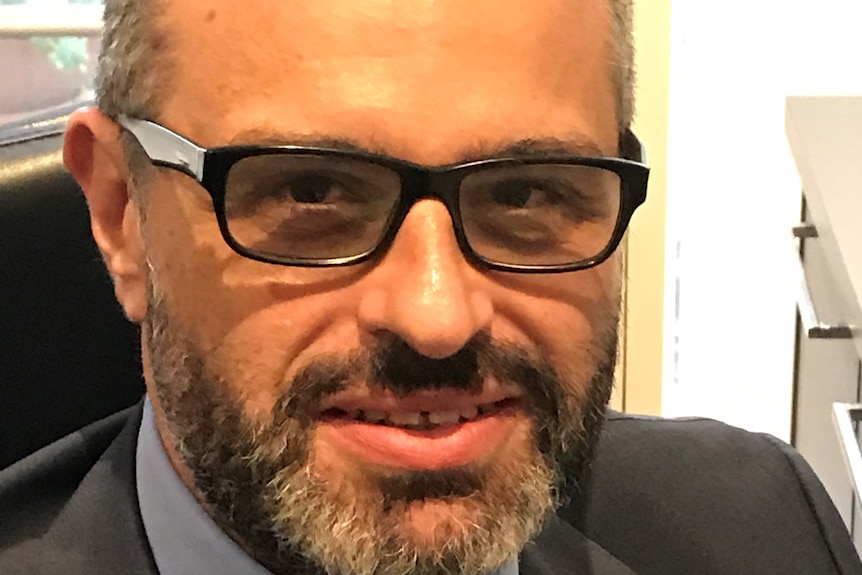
[357,200,494,359]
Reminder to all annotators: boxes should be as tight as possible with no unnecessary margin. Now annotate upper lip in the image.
[318,380,522,414]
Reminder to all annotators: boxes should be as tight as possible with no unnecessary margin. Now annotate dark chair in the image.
[0,105,144,470]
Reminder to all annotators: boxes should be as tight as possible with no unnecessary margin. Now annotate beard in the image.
[143,278,617,575]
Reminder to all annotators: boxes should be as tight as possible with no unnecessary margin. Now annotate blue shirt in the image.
[136,399,519,575]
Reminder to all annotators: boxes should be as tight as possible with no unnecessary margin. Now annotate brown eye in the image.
[289,175,337,203]
[491,180,535,208]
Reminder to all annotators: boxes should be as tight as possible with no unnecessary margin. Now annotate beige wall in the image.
[617,0,671,415]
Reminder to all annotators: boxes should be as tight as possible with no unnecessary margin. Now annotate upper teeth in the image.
[364,410,389,423]
[458,405,479,420]
[427,410,461,425]
[389,411,423,426]
[342,401,504,429]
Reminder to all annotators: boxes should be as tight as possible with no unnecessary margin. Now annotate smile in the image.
[320,397,520,431]
[316,387,524,471]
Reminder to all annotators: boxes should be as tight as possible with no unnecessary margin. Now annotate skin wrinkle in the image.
[68,1,631,574]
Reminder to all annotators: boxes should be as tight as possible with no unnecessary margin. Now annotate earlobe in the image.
[64,107,149,323]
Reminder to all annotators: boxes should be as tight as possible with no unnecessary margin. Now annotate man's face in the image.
[115,0,620,573]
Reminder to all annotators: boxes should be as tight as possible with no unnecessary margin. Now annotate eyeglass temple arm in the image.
[117,116,206,181]
[623,128,648,166]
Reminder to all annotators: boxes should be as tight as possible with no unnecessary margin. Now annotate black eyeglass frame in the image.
[118,116,650,274]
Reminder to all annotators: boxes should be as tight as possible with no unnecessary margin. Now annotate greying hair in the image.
[96,0,635,131]
[96,0,166,121]
[609,0,636,131]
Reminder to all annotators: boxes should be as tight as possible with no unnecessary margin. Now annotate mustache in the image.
[275,333,567,426]
[266,331,603,501]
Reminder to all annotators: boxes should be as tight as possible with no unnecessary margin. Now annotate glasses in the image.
[118,116,649,273]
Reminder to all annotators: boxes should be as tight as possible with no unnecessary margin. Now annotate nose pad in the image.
[357,199,493,359]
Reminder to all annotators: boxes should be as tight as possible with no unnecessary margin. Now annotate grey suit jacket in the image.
[1,403,860,574]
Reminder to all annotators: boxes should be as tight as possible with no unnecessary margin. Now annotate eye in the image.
[490,179,560,209]
[491,180,532,208]
[288,174,340,203]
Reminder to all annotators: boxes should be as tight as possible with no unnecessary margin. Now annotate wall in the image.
[621,0,671,416]
[661,0,862,440]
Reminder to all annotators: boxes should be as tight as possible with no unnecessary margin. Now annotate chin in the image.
[400,498,477,545]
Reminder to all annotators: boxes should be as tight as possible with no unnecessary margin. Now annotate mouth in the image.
[319,397,520,432]
[315,387,524,471]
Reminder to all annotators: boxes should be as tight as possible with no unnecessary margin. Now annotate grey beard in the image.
[144,277,616,575]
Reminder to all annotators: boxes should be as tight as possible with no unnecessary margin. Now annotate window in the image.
[0,0,102,126]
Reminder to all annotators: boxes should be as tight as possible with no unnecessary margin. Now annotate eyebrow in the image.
[468,137,608,161]
[228,129,372,153]
[227,129,608,163]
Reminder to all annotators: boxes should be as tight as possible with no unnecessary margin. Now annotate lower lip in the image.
[317,411,520,471]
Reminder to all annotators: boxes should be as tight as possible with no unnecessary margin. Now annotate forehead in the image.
[156,0,617,161]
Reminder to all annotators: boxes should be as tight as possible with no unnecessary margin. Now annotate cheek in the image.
[142,175,235,325]
[203,298,346,416]
[493,259,620,387]
[143,180,363,416]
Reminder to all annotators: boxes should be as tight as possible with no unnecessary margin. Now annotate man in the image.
[0,0,859,573]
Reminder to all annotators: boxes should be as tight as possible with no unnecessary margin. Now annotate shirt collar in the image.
[136,399,273,575]
[136,397,518,575]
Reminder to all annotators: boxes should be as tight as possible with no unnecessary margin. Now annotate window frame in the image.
[0,3,101,38]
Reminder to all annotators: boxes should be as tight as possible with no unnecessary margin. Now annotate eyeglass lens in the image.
[223,154,622,265]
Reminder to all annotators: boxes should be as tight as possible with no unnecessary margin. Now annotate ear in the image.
[64,107,149,323]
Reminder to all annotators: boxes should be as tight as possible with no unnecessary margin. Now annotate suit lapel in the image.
[44,404,159,575]
[520,515,638,575]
